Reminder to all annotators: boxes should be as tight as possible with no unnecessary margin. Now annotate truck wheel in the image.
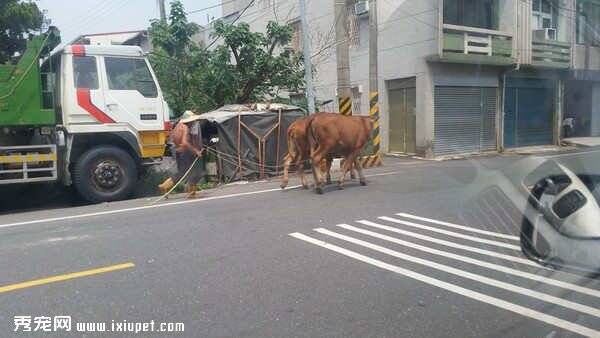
[73,146,137,203]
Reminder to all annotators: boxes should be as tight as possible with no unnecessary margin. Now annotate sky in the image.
[36,0,222,44]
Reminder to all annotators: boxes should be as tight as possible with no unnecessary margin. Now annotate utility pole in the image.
[157,0,166,21]
[335,0,352,116]
[299,0,316,114]
[368,0,381,164]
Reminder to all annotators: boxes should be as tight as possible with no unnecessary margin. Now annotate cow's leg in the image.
[350,160,357,180]
[280,154,292,189]
[339,150,364,189]
[338,154,356,190]
[297,156,309,189]
[311,148,327,194]
[354,156,367,186]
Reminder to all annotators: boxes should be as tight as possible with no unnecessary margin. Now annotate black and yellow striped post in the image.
[359,91,382,168]
[339,96,352,116]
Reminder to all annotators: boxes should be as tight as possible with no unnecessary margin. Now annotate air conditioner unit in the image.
[355,1,369,16]
[533,28,557,41]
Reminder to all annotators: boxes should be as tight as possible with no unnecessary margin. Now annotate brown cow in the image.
[281,117,311,189]
[308,112,373,194]
[280,116,357,190]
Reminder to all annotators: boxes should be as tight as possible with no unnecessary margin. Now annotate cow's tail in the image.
[306,115,318,157]
[286,127,300,162]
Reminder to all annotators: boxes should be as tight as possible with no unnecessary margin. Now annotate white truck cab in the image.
[17,43,172,203]
[53,44,171,202]
[1,29,171,203]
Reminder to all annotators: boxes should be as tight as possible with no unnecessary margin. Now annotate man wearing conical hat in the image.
[158,110,205,198]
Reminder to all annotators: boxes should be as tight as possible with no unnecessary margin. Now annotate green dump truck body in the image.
[0,28,60,126]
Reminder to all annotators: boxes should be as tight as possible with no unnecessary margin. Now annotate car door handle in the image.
[106,103,118,110]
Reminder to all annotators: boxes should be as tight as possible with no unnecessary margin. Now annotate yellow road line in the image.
[0,262,135,294]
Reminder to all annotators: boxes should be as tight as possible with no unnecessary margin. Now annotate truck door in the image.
[100,57,165,131]
[71,54,110,124]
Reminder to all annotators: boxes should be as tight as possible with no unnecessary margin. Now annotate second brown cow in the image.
[308,112,373,194]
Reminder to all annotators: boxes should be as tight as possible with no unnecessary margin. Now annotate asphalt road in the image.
[0,155,599,337]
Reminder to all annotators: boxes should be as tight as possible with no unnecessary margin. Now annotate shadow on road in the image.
[0,183,86,216]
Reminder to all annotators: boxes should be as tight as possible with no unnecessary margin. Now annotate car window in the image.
[104,57,158,98]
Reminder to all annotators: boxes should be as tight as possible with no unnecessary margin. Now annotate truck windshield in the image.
[104,57,158,98]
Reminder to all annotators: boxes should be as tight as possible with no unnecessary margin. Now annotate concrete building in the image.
[222,0,600,157]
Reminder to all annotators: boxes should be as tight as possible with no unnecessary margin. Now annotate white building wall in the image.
[375,0,438,153]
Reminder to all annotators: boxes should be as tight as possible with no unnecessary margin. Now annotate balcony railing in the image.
[531,39,571,68]
[439,24,514,65]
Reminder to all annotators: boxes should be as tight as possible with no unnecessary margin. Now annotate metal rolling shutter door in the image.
[504,78,554,147]
[434,87,496,155]
[481,87,497,151]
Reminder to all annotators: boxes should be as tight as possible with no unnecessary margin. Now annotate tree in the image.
[148,0,203,116]
[149,0,305,117]
[0,0,44,63]
[208,20,304,105]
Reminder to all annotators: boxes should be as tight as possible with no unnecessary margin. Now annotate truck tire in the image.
[73,146,137,203]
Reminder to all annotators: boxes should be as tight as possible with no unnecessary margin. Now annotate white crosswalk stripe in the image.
[316,227,600,317]
[379,216,521,250]
[338,223,600,298]
[395,212,520,241]
[290,212,600,337]
[356,220,542,268]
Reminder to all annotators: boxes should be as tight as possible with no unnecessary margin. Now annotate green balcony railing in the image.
[439,24,514,66]
[531,39,571,69]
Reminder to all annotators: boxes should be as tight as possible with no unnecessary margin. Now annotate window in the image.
[443,0,496,30]
[289,19,302,52]
[104,57,158,98]
[73,56,98,89]
[260,0,274,9]
[577,0,600,46]
[532,0,557,30]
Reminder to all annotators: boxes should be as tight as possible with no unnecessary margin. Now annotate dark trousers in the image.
[172,150,205,186]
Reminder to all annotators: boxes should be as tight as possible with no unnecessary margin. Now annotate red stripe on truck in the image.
[76,89,115,124]
[71,45,85,56]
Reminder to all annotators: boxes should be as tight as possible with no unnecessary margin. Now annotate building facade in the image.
[221,0,600,157]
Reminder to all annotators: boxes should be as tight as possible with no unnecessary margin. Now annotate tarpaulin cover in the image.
[199,104,306,180]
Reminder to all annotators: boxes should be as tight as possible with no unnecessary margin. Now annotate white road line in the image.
[395,212,519,241]
[0,170,405,229]
[289,232,600,338]
[339,224,600,299]
[317,228,600,318]
[378,216,520,251]
[0,185,304,229]
[357,220,539,268]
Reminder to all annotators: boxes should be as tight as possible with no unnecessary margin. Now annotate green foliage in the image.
[0,0,44,63]
[148,0,203,117]
[149,0,305,117]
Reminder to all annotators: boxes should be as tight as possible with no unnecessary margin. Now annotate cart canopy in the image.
[199,103,306,181]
